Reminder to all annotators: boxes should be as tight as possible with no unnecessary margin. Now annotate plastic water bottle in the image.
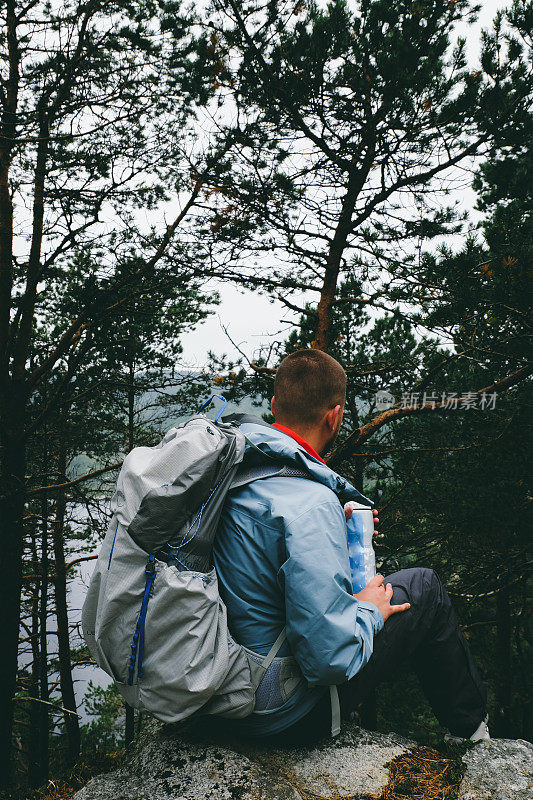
[344,502,376,594]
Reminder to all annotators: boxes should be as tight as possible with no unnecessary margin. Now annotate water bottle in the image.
[344,502,376,594]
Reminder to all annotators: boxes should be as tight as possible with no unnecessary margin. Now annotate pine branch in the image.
[328,363,533,465]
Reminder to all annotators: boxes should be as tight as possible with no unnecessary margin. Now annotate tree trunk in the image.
[0,385,27,787]
[494,583,512,738]
[0,0,19,376]
[128,358,135,451]
[38,489,50,783]
[125,704,135,746]
[314,155,374,352]
[513,603,531,742]
[0,4,22,772]
[52,414,80,766]
[314,208,351,352]
[124,359,136,745]
[27,528,41,788]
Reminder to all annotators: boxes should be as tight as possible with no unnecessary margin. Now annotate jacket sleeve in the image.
[278,500,384,686]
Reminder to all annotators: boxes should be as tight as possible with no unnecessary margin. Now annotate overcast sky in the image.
[178,0,507,369]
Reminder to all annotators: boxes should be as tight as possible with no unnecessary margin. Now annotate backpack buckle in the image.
[145,555,156,577]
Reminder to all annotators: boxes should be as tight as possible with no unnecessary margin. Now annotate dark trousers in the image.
[266,568,488,745]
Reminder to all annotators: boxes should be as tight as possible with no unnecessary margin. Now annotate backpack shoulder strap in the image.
[224,416,317,490]
[230,461,312,491]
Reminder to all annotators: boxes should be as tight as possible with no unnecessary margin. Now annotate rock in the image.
[74,719,414,800]
[263,726,413,798]
[458,738,533,800]
[75,740,297,800]
[74,719,533,800]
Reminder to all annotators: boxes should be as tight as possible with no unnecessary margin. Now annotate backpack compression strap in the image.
[253,625,287,688]
[330,685,341,737]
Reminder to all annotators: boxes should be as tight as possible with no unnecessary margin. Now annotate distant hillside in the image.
[67,380,269,484]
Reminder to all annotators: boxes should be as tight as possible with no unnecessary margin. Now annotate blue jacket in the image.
[213,418,384,734]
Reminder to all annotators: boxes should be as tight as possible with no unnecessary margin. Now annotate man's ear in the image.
[326,404,342,431]
[270,396,275,418]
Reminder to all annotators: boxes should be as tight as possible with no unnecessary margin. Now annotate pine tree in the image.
[196,0,532,355]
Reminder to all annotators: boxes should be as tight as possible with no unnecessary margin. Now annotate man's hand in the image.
[355,574,411,623]
[344,506,380,536]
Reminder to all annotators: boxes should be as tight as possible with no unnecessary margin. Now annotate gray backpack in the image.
[82,399,310,727]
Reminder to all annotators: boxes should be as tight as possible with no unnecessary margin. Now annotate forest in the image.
[0,0,531,794]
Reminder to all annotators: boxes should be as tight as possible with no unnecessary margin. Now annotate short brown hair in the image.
[273,349,346,426]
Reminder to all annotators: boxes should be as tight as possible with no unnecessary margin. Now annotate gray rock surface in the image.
[458,738,533,800]
[74,719,533,800]
[263,726,413,798]
[74,720,414,800]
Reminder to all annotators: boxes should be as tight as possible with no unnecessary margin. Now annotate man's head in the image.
[271,349,347,454]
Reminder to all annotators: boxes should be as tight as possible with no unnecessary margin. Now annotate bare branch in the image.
[28,462,122,497]
[65,554,98,570]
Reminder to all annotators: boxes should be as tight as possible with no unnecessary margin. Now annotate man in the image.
[213,349,489,743]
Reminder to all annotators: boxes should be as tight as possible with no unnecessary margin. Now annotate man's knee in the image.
[385,567,443,607]
[419,567,441,590]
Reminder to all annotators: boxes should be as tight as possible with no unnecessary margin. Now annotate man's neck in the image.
[273,420,325,457]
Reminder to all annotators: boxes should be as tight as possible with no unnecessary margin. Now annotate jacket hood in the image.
[225,414,373,508]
